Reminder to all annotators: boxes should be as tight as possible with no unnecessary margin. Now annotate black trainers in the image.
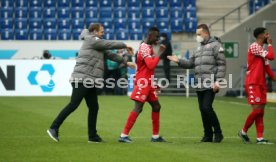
[256,139,274,145]
[214,134,224,143]
[88,134,103,143]
[47,129,59,142]
[238,131,250,144]
[200,136,213,142]
[118,136,133,143]
[151,136,166,142]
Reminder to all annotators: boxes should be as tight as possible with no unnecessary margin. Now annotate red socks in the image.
[243,108,264,138]
[152,112,160,135]
[255,109,264,138]
[122,111,139,135]
[122,111,160,136]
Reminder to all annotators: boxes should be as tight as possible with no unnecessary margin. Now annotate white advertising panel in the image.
[0,60,75,96]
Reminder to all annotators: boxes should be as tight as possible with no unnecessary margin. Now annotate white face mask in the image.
[196,35,204,43]
[160,37,165,41]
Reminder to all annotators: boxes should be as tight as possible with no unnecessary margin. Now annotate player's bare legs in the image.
[119,101,144,143]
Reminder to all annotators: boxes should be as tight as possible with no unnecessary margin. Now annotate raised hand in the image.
[127,62,136,69]
[167,55,179,63]
[126,45,134,55]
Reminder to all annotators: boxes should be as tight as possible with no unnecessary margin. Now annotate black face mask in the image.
[264,37,268,44]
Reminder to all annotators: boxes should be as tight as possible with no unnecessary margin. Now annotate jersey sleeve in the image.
[140,44,152,59]
[250,43,274,60]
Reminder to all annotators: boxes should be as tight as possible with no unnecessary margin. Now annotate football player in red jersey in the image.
[238,27,276,144]
[118,27,167,143]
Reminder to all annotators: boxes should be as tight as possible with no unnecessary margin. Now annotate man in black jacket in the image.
[160,33,173,82]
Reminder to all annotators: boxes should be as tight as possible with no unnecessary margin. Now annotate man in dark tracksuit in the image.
[160,33,173,82]
[168,24,226,143]
[47,23,136,143]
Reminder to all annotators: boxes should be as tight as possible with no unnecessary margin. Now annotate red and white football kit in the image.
[130,42,160,103]
[245,42,275,105]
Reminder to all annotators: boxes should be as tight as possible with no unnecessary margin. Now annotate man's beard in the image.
[264,38,268,44]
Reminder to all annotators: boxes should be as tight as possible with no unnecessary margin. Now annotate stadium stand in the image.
[8,0,271,40]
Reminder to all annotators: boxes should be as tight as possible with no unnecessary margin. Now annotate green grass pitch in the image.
[0,96,276,162]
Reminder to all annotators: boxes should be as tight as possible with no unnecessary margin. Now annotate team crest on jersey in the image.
[141,95,146,101]
[255,97,261,102]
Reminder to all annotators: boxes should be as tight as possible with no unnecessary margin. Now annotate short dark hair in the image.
[148,27,160,35]
[197,24,210,34]
[88,23,103,32]
[253,27,266,38]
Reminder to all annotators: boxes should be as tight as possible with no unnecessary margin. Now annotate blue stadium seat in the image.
[72,7,84,18]
[58,29,71,40]
[85,18,98,28]
[116,29,128,40]
[160,29,172,40]
[58,0,71,7]
[57,7,71,18]
[44,29,57,40]
[30,18,42,29]
[249,0,266,14]
[114,18,127,30]
[142,0,154,7]
[44,18,57,29]
[170,0,182,7]
[44,0,57,7]
[156,7,169,18]
[142,19,155,31]
[72,0,84,7]
[171,18,184,32]
[15,7,28,18]
[0,7,13,19]
[85,7,98,19]
[72,28,82,40]
[114,0,126,7]
[156,0,167,7]
[128,19,141,29]
[128,7,140,19]
[86,0,98,7]
[114,7,127,18]
[142,8,155,18]
[100,18,113,29]
[100,7,113,18]
[185,7,197,19]
[157,18,169,30]
[29,7,42,18]
[103,29,115,40]
[72,18,85,29]
[14,18,28,29]
[58,18,71,29]
[30,0,42,7]
[44,7,56,18]
[100,0,112,7]
[16,0,28,7]
[1,0,14,8]
[171,7,183,18]
[130,29,143,40]
[30,29,43,40]
[1,29,14,40]
[0,18,13,29]
[15,29,28,40]
[128,0,140,7]
[185,18,197,33]
[184,0,196,8]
